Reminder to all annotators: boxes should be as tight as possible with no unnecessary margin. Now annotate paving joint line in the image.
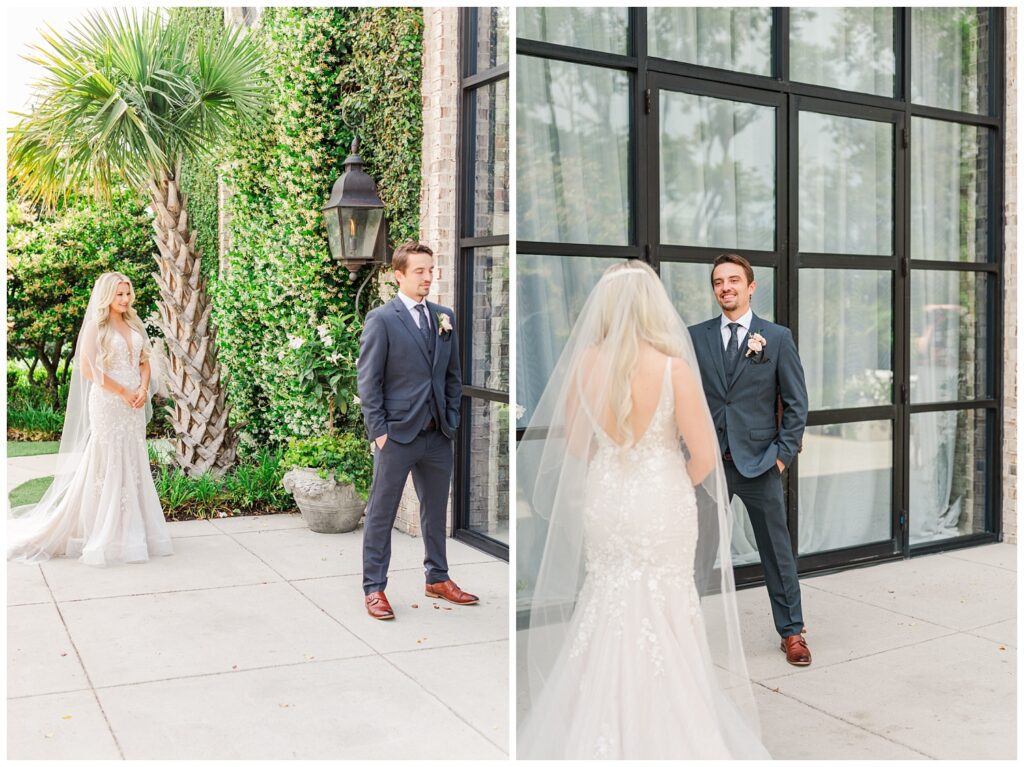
[36,565,126,760]
[225,528,508,754]
[754,680,935,759]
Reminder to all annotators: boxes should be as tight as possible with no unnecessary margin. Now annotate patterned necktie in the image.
[415,304,434,354]
[725,322,741,382]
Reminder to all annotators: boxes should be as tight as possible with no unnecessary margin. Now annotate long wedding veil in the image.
[516,260,763,756]
[8,275,161,562]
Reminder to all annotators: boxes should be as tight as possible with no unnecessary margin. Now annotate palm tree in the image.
[9,10,267,476]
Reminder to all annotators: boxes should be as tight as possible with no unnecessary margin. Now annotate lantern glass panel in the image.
[324,208,343,260]
[340,207,384,261]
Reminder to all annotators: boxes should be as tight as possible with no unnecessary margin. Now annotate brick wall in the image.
[392,7,460,537]
[1002,7,1017,544]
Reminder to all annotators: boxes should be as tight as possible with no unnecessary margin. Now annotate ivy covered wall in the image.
[214,7,424,446]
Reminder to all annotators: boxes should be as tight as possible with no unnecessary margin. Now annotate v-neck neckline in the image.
[113,324,134,360]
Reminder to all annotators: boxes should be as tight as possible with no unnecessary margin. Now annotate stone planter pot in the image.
[282,467,365,534]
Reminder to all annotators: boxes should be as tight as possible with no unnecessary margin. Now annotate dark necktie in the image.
[725,322,741,383]
[415,304,434,355]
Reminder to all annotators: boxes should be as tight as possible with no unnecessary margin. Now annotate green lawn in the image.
[7,441,60,458]
[9,476,54,507]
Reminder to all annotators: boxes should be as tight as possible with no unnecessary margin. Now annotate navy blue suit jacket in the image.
[357,296,462,444]
[688,314,808,478]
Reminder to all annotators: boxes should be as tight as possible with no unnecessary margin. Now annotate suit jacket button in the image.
[726,400,732,405]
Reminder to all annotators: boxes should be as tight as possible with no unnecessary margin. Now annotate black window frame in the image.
[454,6,510,561]
[515,7,1005,589]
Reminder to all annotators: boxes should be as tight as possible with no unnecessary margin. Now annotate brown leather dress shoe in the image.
[365,591,395,620]
[425,579,479,605]
[780,634,812,666]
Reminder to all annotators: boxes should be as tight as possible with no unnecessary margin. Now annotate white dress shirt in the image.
[398,291,431,332]
[720,308,753,350]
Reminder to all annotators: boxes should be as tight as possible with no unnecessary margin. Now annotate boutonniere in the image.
[436,312,453,337]
[745,332,767,358]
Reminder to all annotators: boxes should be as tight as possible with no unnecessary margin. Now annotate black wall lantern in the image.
[322,137,388,281]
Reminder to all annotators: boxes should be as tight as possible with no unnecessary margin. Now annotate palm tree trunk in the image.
[148,166,237,477]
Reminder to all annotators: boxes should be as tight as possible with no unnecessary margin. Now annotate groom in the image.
[689,254,812,666]
[356,241,478,620]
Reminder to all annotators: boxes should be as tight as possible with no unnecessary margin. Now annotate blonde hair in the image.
[590,261,685,444]
[91,272,150,370]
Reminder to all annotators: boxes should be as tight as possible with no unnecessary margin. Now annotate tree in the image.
[8,9,267,475]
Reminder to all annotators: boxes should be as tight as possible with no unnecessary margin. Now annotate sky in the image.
[5,6,90,129]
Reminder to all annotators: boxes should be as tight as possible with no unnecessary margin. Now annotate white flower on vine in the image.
[287,334,305,350]
[515,404,526,420]
[327,352,341,364]
[353,395,361,405]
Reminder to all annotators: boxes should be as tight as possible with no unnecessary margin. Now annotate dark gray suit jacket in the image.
[357,296,462,444]
[689,313,808,478]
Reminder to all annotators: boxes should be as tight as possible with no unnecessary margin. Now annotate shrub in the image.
[282,432,374,500]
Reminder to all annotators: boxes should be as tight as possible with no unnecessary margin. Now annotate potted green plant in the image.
[282,433,374,533]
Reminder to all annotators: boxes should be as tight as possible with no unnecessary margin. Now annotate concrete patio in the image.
[516,542,1017,760]
[8,513,509,759]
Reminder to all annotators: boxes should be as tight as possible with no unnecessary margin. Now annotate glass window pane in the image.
[467,247,509,392]
[800,269,892,410]
[516,7,628,55]
[798,421,893,555]
[911,118,990,262]
[516,255,623,427]
[517,56,631,245]
[648,7,772,76]
[799,111,893,255]
[661,262,774,328]
[910,409,989,546]
[910,271,989,403]
[470,6,508,74]
[911,8,991,114]
[790,8,895,96]
[660,92,775,251]
[466,79,509,237]
[465,397,509,544]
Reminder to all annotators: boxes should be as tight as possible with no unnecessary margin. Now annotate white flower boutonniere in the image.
[437,312,453,336]
[745,332,767,358]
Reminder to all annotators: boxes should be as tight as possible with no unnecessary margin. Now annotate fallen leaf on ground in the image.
[62,716,72,720]
[411,603,419,608]
[279,703,291,708]
[60,652,67,657]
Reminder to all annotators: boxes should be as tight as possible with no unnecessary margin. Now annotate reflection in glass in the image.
[910,271,988,403]
[648,7,771,76]
[910,409,988,546]
[911,8,990,114]
[516,7,628,55]
[466,79,509,237]
[799,111,893,255]
[660,92,775,251]
[661,262,774,328]
[517,56,630,245]
[465,397,509,544]
[471,6,509,74]
[800,269,892,410]
[798,421,893,555]
[516,255,622,426]
[467,247,509,392]
[790,7,895,96]
[911,119,989,262]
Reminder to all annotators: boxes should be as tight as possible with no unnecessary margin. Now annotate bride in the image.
[8,272,173,566]
[517,261,769,759]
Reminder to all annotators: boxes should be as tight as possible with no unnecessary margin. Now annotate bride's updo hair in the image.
[589,260,686,443]
[91,272,150,371]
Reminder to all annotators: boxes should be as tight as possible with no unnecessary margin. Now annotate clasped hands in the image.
[120,385,148,409]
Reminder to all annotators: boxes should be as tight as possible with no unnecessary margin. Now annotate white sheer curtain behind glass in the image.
[799,111,893,256]
[659,92,775,251]
[516,7,628,55]
[648,7,771,76]
[790,7,895,97]
[516,56,630,245]
[911,7,989,114]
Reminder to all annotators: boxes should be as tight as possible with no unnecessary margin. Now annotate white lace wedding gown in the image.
[8,329,173,566]
[519,360,769,759]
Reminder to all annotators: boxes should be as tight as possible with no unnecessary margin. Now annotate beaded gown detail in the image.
[518,360,769,759]
[8,329,173,566]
